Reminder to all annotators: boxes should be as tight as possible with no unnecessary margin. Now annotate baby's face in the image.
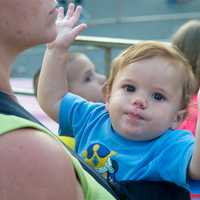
[68,54,106,102]
[105,56,185,141]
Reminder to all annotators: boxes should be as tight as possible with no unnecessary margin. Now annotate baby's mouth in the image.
[127,112,144,120]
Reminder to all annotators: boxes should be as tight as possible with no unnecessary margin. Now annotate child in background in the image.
[34,52,105,149]
[34,52,105,102]
[172,20,200,135]
[38,21,200,192]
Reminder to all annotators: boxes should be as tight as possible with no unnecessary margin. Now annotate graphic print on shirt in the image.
[82,143,118,183]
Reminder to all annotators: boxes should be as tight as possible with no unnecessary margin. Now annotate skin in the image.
[0,0,58,52]
[0,129,81,200]
[0,1,86,199]
[105,56,185,141]
[68,54,106,102]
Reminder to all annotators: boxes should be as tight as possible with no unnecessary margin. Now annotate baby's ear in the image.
[171,109,186,129]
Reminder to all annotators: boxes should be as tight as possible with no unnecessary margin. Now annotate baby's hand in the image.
[48,3,87,50]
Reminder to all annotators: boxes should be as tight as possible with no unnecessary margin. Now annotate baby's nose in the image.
[98,74,106,85]
[132,97,147,109]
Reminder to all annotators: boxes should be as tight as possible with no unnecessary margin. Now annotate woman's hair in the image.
[102,41,196,117]
[172,20,200,91]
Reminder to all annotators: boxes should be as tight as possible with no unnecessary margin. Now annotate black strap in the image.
[115,180,191,200]
[0,92,44,125]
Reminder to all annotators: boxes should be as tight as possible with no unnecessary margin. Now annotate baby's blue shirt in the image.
[59,93,200,193]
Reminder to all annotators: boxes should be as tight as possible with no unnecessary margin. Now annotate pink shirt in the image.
[178,95,198,136]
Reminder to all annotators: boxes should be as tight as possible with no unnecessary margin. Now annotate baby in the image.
[38,10,200,192]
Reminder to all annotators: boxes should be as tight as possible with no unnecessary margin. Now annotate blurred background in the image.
[12,0,200,78]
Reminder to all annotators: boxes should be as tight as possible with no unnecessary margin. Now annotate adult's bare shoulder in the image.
[0,128,82,200]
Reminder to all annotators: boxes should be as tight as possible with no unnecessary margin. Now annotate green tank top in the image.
[0,114,116,200]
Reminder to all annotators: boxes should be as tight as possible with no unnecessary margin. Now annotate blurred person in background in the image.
[172,20,200,135]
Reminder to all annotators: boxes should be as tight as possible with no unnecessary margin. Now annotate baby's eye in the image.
[123,84,136,92]
[84,71,95,83]
[84,76,91,82]
[84,74,94,83]
[152,92,166,101]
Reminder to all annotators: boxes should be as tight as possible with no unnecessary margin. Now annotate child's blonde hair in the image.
[103,41,196,118]
[172,20,200,92]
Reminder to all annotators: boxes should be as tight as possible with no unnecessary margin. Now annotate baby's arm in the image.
[189,89,200,180]
[37,4,87,122]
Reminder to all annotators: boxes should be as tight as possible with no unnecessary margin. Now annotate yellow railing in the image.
[14,35,168,95]
[74,35,140,75]
[74,36,169,75]
[14,35,138,96]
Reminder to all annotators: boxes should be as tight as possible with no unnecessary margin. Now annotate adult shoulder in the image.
[0,128,82,200]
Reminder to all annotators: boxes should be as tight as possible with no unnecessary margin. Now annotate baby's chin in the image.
[117,130,160,142]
